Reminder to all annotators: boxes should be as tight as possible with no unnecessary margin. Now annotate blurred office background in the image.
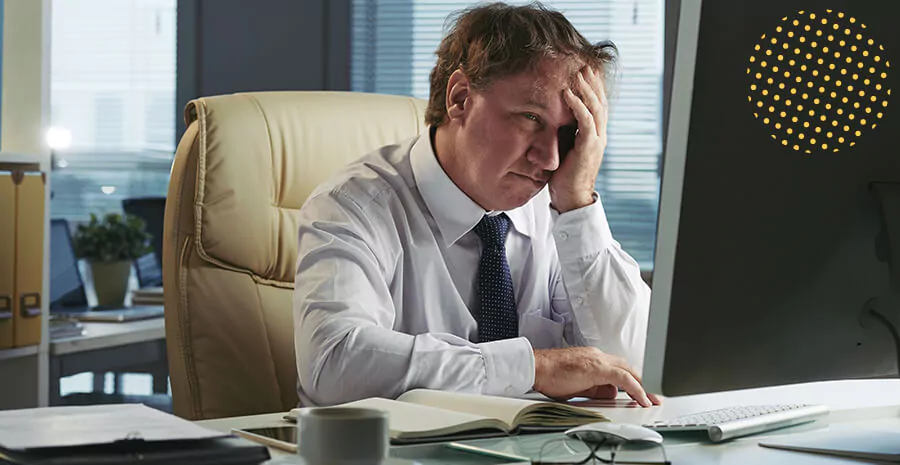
[14,0,670,403]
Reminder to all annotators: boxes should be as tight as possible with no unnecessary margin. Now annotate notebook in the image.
[288,389,608,444]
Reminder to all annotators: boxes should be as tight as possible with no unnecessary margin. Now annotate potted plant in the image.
[73,212,152,308]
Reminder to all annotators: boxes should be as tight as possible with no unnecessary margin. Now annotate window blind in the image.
[49,0,176,222]
[351,0,663,269]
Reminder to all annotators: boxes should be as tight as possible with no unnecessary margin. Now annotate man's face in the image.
[446,57,581,211]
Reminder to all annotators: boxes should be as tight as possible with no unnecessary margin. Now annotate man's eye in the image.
[523,113,541,123]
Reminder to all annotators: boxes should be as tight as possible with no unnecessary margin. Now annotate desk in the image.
[197,379,900,464]
[49,317,167,405]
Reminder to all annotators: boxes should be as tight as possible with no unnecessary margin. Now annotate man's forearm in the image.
[295,319,535,405]
[551,197,651,373]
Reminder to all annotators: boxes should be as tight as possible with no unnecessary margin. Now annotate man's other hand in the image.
[533,347,661,407]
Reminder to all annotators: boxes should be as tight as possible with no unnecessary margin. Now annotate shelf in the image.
[0,152,49,163]
[0,345,40,361]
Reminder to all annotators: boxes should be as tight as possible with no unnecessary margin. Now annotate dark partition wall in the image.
[175,0,351,143]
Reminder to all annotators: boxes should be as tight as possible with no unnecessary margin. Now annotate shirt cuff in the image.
[551,192,615,260]
[480,337,535,397]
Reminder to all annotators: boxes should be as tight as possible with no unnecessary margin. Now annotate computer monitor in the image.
[122,196,165,287]
[644,0,900,396]
[49,219,89,309]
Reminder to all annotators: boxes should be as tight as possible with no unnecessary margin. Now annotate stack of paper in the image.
[132,286,164,306]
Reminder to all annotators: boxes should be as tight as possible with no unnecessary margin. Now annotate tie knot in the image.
[474,214,511,249]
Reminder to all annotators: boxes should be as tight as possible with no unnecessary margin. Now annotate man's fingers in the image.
[563,88,596,142]
[600,355,662,405]
[604,354,644,383]
[589,66,608,108]
[599,366,652,407]
[579,384,619,400]
[585,66,608,136]
[575,70,603,135]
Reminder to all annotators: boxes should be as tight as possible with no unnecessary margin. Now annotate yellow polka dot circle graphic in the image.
[747,10,891,153]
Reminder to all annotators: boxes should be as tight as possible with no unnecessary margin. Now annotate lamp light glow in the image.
[46,127,72,150]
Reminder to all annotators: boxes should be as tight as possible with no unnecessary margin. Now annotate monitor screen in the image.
[645,0,900,396]
[49,219,87,308]
[122,196,165,278]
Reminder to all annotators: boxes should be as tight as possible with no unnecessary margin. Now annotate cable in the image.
[867,306,900,376]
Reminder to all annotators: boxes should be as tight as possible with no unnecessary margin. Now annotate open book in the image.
[288,389,608,444]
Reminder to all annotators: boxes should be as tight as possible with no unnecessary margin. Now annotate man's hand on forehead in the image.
[548,64,609,213]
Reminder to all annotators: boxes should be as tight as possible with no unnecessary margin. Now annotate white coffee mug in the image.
[297,407,389,465]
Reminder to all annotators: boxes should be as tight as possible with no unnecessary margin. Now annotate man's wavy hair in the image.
[426,2,618,127]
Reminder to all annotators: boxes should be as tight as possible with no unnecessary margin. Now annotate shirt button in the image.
[575,297,584,306]
[505,386,516,395]
[558,231,569,241]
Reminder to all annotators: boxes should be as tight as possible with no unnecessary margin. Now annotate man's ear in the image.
[446,69,471,121]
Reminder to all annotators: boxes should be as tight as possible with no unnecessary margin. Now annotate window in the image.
[49,0,177,222]
[351,0,664,269]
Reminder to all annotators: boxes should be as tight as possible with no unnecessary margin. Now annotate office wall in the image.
[176,0,351,142]
[1,0,50,155]
[0,0,4,142]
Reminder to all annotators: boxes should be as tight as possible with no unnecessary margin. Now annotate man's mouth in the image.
[514,173,549,186]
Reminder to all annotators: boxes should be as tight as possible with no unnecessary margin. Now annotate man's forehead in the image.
[518,59,584,106]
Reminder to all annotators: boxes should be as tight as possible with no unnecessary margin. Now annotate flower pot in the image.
[89,260,132,308]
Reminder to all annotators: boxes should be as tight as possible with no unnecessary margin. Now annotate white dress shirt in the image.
[293,130,651,406]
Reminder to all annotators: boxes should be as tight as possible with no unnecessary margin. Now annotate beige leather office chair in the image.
[163,91,428,420]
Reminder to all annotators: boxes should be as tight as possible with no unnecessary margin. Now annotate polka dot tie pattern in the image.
[473,213,518,342]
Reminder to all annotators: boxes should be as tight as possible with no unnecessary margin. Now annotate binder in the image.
[12,171,44,348]
[0,404,270,465]
[0,436,271,465]
[0,172,14,349]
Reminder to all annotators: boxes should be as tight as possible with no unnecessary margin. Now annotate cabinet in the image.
[0,154,50,409]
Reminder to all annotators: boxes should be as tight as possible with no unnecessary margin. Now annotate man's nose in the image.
[527,130,561,172]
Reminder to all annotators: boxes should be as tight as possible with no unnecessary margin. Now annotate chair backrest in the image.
[163,91,428,420]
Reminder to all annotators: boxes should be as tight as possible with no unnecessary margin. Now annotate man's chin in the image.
[496,187,543,211]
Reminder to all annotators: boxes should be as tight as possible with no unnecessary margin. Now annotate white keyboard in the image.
[644,404,829,442]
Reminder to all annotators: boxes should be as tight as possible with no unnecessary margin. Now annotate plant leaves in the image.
[72,212,153,262]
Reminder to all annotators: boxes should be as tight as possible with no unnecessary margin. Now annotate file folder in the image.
[13,171,44,348]
[0,404,270,465]
[0,172,14,349]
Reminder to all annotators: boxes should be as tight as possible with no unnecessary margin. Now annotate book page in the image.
[291,398,505,439]
[397,390,608,429]
[397,390,544,427]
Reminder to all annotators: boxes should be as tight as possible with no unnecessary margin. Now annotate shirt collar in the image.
[410,126,535,247]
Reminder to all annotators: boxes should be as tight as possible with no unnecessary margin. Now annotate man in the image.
[293,2,658,407]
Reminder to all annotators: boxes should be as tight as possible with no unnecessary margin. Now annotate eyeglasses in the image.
[532,436,671,465]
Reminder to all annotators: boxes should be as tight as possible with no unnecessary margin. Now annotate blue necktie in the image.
[474,214,518,342]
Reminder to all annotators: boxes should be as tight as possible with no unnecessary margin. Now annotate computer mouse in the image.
[565,422,663,445]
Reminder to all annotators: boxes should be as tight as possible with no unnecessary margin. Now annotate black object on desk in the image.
[0,436,270,465]
[122,196,165,286]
